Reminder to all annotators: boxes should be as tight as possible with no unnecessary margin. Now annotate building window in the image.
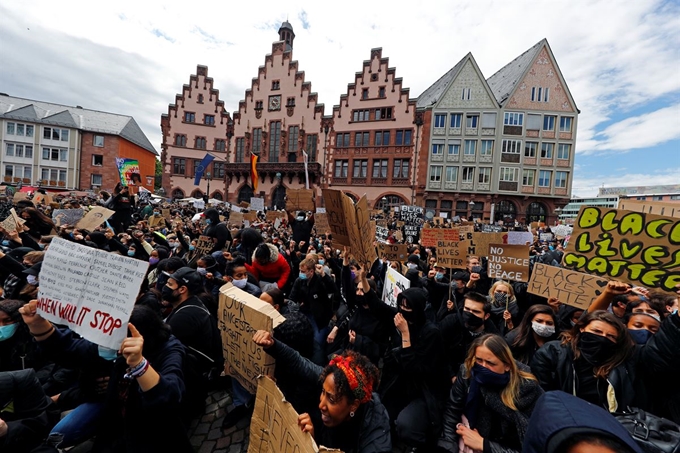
[464,140,476,156]
[375,107,393,120]
[434,114,446,128]
[6,123,14,135]
[92,155,103,166]
[531,87,550,102]
[541,143,554,158]
[235,138,245,163]
[255,100,264,110]
[336,133,350,148]
[204,115,215,126]
[272,80,280,90]
[431,144,444,155]
[175,134,187,146]
[450,113,462,128]
[504,112,524,126]
[184,112,195,123]
[538,170,552,187]
[502,139,522,153]
[461,88,471,100]
[466,114,479,128]
[269,121,281,162]
[5,144,14,157]
[555,171,568,188]
[91,174,103,186]
[478,167,491,184]
[41,147,67,162]
[16,145,32,158]
[375,131,390,146]
[523,169,535,186]
[352,110,370,122]
[448,142,460,156]
[480,140,493,156]
[379,87,386,98]
[173,158,186,174]
[197,94,204,103]
[208,162,222,178]
[252,128,262,152]
[500,167,519,182]
[335,160,348,178]
[524,142,538,157]
[361,88,369,100]
[462,167,475,183]
[40,168,67,183]
[429,166,443,183]
[652,195,664,201]
[445,166,458,182]
[395,129,412,145]
[353,159,368,177]
[215,139,226,151]
[43,127,69,141]
[543,115,556,131]
[93,135,104,147]
[559,117,573,132]
[354,132,370,147]
[306,134,318,161]
[288,126,299,153]
[372,159,388,178]
[393,159,409,178]
[195,137,206,149]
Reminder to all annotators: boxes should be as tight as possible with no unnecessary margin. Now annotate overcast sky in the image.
[1,0,678,198]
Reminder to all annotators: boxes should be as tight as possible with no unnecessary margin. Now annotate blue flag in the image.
[194,153,215,186]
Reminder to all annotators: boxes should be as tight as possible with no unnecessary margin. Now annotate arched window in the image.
[191,189,203,198]
[272,185,286,209]
[211,191,223,201]
[171,188,185,200]
[346,193,358,203]
[237,185,254,204]
[495,200,517,222]
[526,202,547,223]
[375,194,407,210]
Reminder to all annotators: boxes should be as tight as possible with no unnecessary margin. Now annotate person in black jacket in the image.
[202,208,231,254]
[437,334,543,453]
[108,184,135,234]
[506,305,559,366]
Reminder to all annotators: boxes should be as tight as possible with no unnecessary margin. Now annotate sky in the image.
[1,0,678,198]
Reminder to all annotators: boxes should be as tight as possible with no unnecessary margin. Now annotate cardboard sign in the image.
[618,199,680,219]
[436,234,467,269]
[563,206,680,291]
[287,189,315,211]
[351,195,377,266]
[218,284,285,394]
[382,266,410,308]
[265,210,285,221]
[539,232,554,242]
[248,375,341,453]
[487,244,530,282]
[422,228,459,247]
[75,206,115,231]
[483,224,503,233]
[37,237,148,349]
[230,211,244,225]
[13,191,28,202]
[323,189,353,246]
[162,209,172,220]
[315,212,330,233]
[52,209,85,228]
[528,263,609,310]
[244,211,258,222]
[250,197,265,211]
[378,243,409,262]
[188,235,214,266]
[467,232,507,257]
[239,201,250,208]
[507,231,534,245]
[375,226,389,242]
[0,208,21,233]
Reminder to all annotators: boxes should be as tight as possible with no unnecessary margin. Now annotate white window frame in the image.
[450,113,462,128]
[464,140,476,155]
[480,140,493,156]
[541,143,554,158]
[466,114,479,128]
[525,142,538,157]
[462,166,475,183]
[478,167,491,184]
[557,143,571,160]
[523,169,535,186]
[538,170,552,187]
[559,117,573,132]
[461,88,471,100]
[429,166,443,183]
[93,135,104,147]
[543,115,556,131]
[555,171,568,188]
[434,114,446,128]
[499,167,519,182]
[448,143,460,156]
[502,139,522,153]
[92,155,103,166]
[445,166,458,182]
[91,174,103,186]
[431,144,444,155]
[503,112,524,126]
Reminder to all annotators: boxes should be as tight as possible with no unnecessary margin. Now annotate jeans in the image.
[48,401,105,448]
[304,313,331,365]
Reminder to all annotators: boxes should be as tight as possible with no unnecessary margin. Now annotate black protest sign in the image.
[400,205,424,225]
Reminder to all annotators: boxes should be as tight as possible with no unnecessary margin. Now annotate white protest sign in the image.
[315,207,326,214]
[37,237,149,349]
[382,266,410,308]
[193,200,205,210]
[507,231,534,245]
[250,197,265,211]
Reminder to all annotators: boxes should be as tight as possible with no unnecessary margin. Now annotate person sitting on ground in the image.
[245,243,291,292]
[506,305,560,365]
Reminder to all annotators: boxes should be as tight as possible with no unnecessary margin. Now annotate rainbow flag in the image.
[250,153,259,192]
[115,158,141,186]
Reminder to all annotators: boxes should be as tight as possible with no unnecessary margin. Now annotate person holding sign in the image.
[487,281,520,336]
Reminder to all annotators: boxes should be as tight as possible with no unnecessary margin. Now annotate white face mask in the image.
[407,263,418,270]
[27,275,39,286]
[232,278,247,289]
[531,321,555,338]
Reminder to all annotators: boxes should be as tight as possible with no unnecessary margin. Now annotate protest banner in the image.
[377,243,409,262]
[187,235,214,266]
[248,375,341,453]
[618,199,680,219]
[382,266,411,308]
[218,284,285,394]
[507,231,534,245]
[528,263,609,310]
[13,191,28,203]
[403,224,420,244]
[539,232,554,242]
[265,210,285,221]
[314,212,330,234]
[421,228,458,247]
[250,197,265,211]
[316,207,327,214]
[458,224,475,241]
[52,209,85,228]
[322,189,352,246]
[0,211,18,232]
[375,226,389,242]
[244,211,258,222]
[436,234,467,269]
[487,244,530,282]
[76,206,115,231]
[552,224,573,238]
[351,195,377,266]
[287,189,315,211]
[399,205,424,225]
[467,232,507,257]
[563,206,680,291]
[229,211,244,225]
[37,237,148,349]
[115,158,141,186]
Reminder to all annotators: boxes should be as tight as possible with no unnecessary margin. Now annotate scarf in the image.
[465,363,510,428]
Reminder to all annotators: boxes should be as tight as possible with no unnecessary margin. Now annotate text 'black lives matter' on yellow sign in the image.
[562,206,680,291]
[528,263,609,310]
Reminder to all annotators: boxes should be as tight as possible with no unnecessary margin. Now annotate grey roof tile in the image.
[416,54,469,108]
[486,39,545,106]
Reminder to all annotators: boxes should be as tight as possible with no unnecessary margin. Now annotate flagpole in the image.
[303,151,310,189]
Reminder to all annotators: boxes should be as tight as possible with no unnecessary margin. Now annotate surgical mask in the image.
[1,240,9,246]
[318,259,325,266]
[350,271,356,280]
[296,216,305,222]
[0,323,19,341]
[196,267,208,276]
[205,219,212,225]
[168,242,178,249]
[127,250,136,257]
[189,245,195,251]
[232,278,247,289]
[149,257,159,265]
[407,263,418,270]
[463,310,484,329]
[97,345,118,361]
[153,212,160,216]
[549,245,555,251]
[531,321,555,338]
[26,275,39,286]
[578,332,617,366]
[435,272,444,281]
[298,272,308,280]
[38,243,45,249]
[629,328,653,345]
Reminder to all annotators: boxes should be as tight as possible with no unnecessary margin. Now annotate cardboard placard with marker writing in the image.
[322,190,377,266]
[378,243,409,262]
[487,244,530,282]
[467,232,507,258]
[528,263,609,310]
[287,189,315,212]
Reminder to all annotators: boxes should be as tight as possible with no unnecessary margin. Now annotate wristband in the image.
[30,325,55,337]
[124,358,149,380]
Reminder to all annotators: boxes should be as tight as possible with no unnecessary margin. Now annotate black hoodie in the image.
[202,208,232,253]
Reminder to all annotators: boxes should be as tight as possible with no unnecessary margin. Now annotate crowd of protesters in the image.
[0,184,678,453]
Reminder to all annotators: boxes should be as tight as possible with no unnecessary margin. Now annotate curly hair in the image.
[320,350,379,405]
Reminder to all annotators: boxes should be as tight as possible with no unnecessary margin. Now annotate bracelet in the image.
[30,325,55,337]
[124,358,149,380]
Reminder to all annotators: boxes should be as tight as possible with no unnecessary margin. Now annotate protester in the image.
[506,305,560,365]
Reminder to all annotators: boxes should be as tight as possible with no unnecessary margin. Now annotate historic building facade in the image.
[417,39,578,224]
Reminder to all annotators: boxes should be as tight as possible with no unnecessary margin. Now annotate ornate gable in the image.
[438,58,497,109]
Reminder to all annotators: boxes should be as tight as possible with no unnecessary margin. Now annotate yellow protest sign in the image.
[528,263,609,310]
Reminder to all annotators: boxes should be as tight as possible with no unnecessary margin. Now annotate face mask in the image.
[531,321,555,338]
[26,275,39,286]
[296,216,305,222]
[1,240,9,247]
[97,345,118,361]
[471,363,510,386]
[168,242,178,249]
[196,267,208,276]
[463,310,485,329]
[578,331,617,366]
[0,323,19,341]
[494,293,508,306]
[162,285,181,304]
[153,212,160,216]
[298,272,308,280]
[318,259,325,266]
[350,271,356,280]
[549,245,555,251]
[232,278,247,289]
[127,250,136,257]
[189,245,196,251]
[149,257,159,265]
[628,328,653,345]
[435,272,444,281]
[205,219,212,225]
[398,308,417,324]
[407,263,418,270]
[38,243,45,249]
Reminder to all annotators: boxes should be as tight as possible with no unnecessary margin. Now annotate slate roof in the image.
[486,39,546,106]
[0,94,157,155]
[416,54,469,108]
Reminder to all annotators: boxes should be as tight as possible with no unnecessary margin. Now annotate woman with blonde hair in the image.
[437,334,543,453]
[487,281,519,335]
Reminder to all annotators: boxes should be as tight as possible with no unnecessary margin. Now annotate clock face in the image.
[268,95,281,111]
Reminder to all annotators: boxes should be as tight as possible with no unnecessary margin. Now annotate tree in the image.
[155,159,162,190]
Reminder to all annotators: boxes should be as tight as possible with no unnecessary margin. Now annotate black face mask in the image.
[463,311,485,329]
[355,295,367,307]
[162,286,181,304]
[578,331,617,365]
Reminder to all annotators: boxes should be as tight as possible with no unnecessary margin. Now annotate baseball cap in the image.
[164,267,203,293]
[23,262,42,277]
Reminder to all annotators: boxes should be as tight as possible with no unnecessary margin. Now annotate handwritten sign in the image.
[229,211,244,225]
[507,231,534,245]
[403,225,420,244]
[287,189,315,211]
[552,225,573,238]
[37,238,148,349]
[399,205,424,225]
[375,226,389,242]
[187,235,213,266]
[244,211,258,222]
[487,244,530,282]
[378,243,408,262]
[52,209,85,228]
[266,210,286,222]
[248,375,341,453]
[528,263,609,310]
[422,228,459,248]
[539,232,554,242]
[250,197,265,211]
[75,206,115,231]
[315,212,330,234]
[0,208,19,233]
[382,266,410,308]
[467,232,507,257]
[323,189,352,246]
[563,207,680,291]
[350,195,377,266]
[436,234,467,269]
[218,284,285,394]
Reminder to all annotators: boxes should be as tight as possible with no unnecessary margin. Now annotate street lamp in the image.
[205,172,211,204]
[381,196,389,216]
[468,200,475,220]
[411,110,424,205]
